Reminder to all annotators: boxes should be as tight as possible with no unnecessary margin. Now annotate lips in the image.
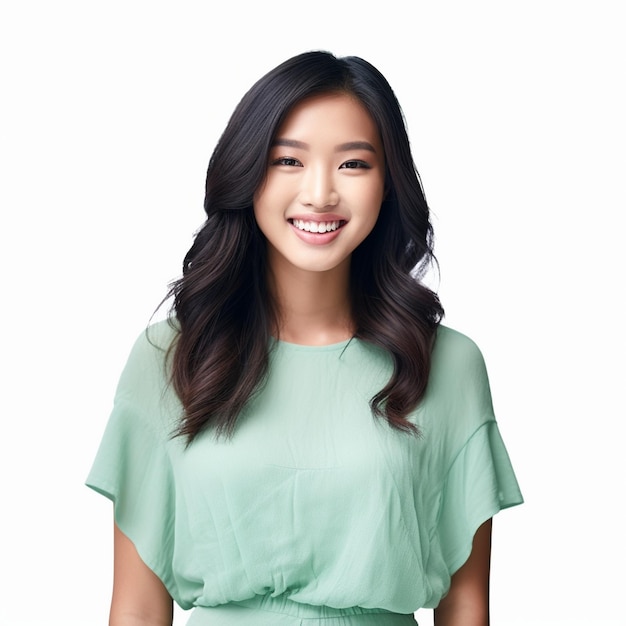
[287,216,348,245]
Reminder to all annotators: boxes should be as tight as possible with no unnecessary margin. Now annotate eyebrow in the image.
[272,138,309,150]
[272,138,377,153]
[336,141,377,153]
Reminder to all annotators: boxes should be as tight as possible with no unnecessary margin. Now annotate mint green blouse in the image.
[86,321,522,613]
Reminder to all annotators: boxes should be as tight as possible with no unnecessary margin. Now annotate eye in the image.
[340,160,371,170]
[271,157,303,167]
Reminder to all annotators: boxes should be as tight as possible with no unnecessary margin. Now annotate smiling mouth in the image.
[288,219,347,233]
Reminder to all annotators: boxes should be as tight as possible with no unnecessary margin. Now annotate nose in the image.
[299,164,339,210]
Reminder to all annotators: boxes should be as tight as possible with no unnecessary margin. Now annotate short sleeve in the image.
[435,419,523,575]
[85,325,189,607]
[425,326,524,582]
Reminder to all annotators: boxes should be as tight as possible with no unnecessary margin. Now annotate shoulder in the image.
[431,325,487,375]
[133,318,179,356]
[410,327,498,463]
[125,319,178,368]
[114,318,179,405]
[424,325,494,426]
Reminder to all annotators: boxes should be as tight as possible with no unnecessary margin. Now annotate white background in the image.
[1,1,624,625]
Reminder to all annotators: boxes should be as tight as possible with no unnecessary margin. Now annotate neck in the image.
[267,258,354,346]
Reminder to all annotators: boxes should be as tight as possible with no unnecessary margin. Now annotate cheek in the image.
[252,185,272,226]
[254,177,290,215]
[364,205,382,237]
[252,198,261,228]
[253,185,287,239]
[358,182,385,220]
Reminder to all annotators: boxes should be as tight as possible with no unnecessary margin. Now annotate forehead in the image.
[275,93,382,146]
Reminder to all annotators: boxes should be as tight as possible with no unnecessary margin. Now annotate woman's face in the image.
[253,93,385,277]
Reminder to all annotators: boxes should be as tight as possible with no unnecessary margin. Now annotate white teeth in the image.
[291,219,342,233]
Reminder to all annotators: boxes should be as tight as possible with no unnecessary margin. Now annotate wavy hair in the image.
[167,51,444,441]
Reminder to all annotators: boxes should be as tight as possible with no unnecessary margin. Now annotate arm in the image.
[434,518,492,626]
[110,521,174,626]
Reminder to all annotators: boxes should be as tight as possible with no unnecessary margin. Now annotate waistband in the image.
[187,594,417,625]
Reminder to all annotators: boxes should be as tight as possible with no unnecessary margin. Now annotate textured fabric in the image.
[86,321,523,619]
[186,594,417,625]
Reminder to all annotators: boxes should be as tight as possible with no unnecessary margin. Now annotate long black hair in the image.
[167,51,444,440]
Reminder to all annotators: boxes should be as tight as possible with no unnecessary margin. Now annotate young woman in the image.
[87,51,523,626]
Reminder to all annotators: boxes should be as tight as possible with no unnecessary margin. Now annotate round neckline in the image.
[271,336,356,352]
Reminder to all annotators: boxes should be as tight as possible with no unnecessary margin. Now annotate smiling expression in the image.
[253,93,386,277]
